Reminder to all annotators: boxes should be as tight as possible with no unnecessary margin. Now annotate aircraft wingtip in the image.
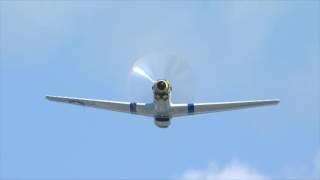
[45,95,52,100]
[273,99,280,104]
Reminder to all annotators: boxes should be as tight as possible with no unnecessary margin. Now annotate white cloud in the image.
[177,150,320,180]
[313,150,320,178]
[177,161,269,180]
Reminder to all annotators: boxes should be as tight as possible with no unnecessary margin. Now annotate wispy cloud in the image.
[177,149,320,180]
[313,150,320,178]
[177,161,269,180]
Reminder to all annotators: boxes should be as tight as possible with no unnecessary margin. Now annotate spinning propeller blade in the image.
[127,53,195,103]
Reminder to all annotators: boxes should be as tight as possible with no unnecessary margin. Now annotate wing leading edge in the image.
[170,99,280,117]
[46,96,154,117]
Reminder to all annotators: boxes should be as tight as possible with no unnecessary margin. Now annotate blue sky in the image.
[0,1,319,179]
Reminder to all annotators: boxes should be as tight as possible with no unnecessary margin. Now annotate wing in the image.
[46,95,154,117]
[170,99,280,117]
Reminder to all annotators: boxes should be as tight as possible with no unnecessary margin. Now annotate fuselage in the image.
[152,80,172,128]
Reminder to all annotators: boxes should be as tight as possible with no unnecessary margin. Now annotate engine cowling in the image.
[153,80,171,101]
[156,80,169,93]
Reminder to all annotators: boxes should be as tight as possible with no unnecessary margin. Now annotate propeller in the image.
[127,53,195,103]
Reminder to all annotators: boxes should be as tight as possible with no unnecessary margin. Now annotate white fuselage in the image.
[153,80,172,128]
[154,92,171,117]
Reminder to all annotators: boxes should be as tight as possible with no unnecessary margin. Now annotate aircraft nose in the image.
[157,81,167,90]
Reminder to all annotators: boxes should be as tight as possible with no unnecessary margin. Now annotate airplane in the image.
[46,79,279,128]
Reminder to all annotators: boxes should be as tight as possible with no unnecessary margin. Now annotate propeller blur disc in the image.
[127,53,195,103]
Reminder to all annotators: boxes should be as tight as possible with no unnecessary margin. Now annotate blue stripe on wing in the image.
[188,103,195,113]
[130,102,137,113]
